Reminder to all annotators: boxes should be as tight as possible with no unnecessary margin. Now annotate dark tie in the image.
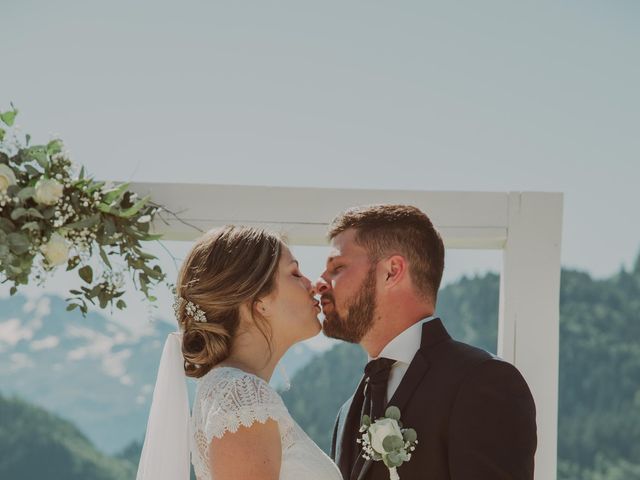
[363,357,396,420]
[350,357,395,479]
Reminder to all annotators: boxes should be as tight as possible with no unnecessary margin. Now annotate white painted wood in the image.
[499,192,563,480]
[130,182,509,248]
[130,182,563,480]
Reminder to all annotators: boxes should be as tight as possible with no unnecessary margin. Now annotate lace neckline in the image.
[199,365,272,386]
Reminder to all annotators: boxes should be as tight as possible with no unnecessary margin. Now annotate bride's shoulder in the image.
[196,366,283,407]
[193,366,293,442]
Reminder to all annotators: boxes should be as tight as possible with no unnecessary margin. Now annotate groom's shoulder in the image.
[443,336,496,361]
[437,337,531,390]
[435,336,508,374]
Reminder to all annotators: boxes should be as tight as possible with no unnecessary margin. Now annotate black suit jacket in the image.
[330,318,537,480]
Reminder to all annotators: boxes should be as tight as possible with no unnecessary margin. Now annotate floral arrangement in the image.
[0,105,166,315]
[358,406,418,480]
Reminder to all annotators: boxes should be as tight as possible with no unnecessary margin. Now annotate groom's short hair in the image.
[328,204,445,302]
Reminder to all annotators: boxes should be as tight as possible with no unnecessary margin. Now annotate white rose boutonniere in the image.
[0,164,17,193]
[34,178,64,205]
[358,406,418,480]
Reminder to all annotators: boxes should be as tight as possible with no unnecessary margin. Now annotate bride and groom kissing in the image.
[137,204,537,480]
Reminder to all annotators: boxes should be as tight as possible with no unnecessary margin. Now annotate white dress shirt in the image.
[368,316,436,403]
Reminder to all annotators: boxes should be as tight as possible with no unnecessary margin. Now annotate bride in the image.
[137,225,343,480]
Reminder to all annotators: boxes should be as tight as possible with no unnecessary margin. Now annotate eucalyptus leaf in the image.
[97,203,118,215]
[8,264,22,275]
[102,182,130,204]
[98,293,108,309]
[46,139,63,155]
[42,206,56,219]
[402,428,417,443]
[104,217,116,237]
[10,208,27,221]
[21,221,40,231]
[385,406,401,421]
[382,435,404,453]
[137,250,158,260]
[118,195,150,218]
[17,186,36,201]
[64,213,100,230]
[0,217,16,232]
[24,164,41,177]
[99,246,112,269]
[7,232,30,255]
[78,265,93,284]
[23,146,48,168]
[0,109,17,127]
[383,452,403,469]
[25,208,44,219]
[0,128,5,141]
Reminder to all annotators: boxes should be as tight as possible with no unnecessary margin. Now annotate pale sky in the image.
[2,1,639,340]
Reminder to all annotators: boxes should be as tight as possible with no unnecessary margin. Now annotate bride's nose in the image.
[302,276,316,295]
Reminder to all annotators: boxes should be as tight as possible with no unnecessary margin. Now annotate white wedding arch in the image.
[132,182,563,480]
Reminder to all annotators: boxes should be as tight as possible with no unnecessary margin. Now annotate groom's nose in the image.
[315,276,330,295]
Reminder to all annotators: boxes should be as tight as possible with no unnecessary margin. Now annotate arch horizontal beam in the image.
[130,182,509,248]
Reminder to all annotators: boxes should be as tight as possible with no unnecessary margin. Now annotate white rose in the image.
[0,164,17,193]
[34,178,64,205]
[368,418,403,454]
[40,233,70,266]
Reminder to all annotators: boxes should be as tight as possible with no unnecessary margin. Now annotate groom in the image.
[316,204,537,480]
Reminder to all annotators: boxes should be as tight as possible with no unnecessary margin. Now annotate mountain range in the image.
[0,294,316,454]
[2,254,640,479]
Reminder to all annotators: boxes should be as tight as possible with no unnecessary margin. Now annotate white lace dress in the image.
[190,366,343,480]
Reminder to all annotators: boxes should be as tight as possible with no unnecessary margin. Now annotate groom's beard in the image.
[322,266,377,343]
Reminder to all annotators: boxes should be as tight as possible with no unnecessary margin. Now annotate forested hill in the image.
[2,257,638,479]
[0,393,135,480]
[281,257,640,479]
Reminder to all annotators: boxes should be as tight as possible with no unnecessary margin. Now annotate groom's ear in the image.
[381,255,407,288]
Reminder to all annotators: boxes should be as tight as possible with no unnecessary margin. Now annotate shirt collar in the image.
[369,315,437,364]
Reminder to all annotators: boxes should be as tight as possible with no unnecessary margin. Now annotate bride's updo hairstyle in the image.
[175,225,283,378]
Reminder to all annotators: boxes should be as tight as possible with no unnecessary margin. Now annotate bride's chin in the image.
[306,317,323,338]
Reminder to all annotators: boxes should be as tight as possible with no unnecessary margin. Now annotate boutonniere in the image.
[357,406,418,480]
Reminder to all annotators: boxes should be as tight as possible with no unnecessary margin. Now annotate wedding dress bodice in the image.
[190,366,342,480]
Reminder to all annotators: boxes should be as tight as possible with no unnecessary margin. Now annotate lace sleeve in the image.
[195,368,290,444]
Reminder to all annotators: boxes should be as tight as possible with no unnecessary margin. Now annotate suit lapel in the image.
[337,374,367,480]
[355,318,451,480]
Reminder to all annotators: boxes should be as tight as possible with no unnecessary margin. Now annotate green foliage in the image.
[0,393,135,480]
[0,106,168,316]
[385,406,401,421]
[279,341,366,453]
